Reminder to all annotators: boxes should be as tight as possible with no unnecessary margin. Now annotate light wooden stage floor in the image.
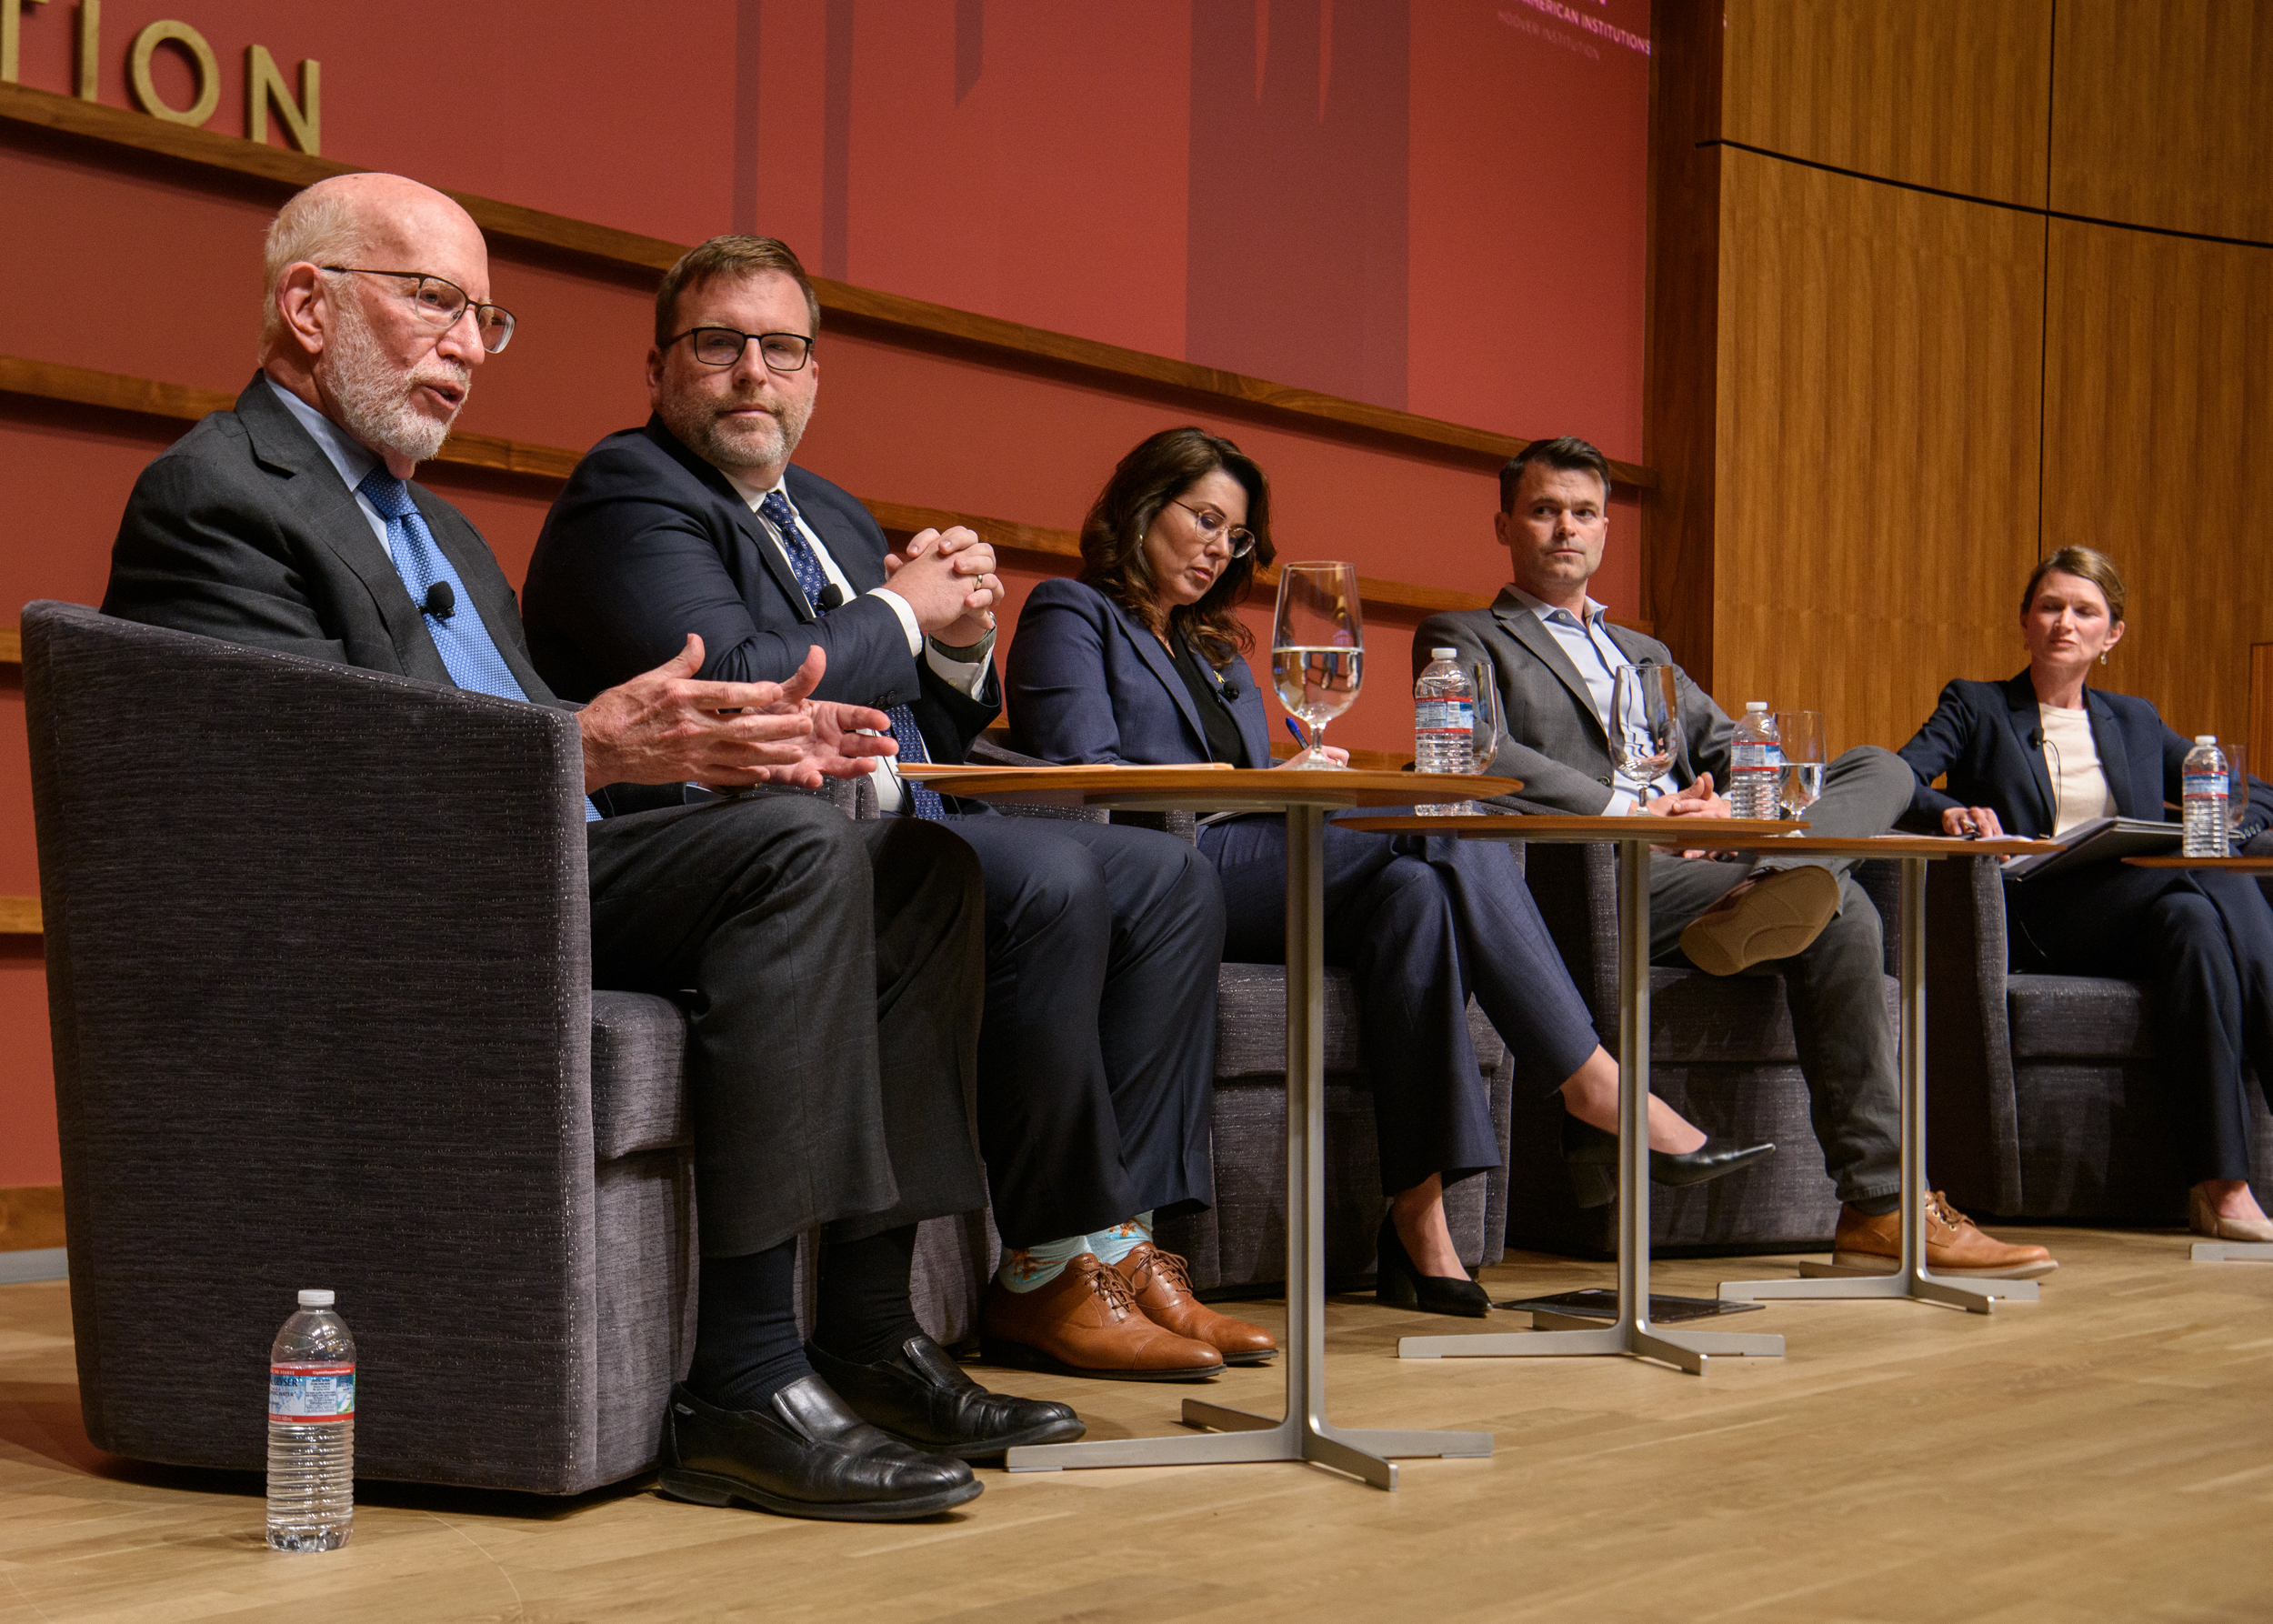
[4,1228,2270,1623]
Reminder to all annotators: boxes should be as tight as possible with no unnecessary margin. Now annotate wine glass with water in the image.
[1777,710,1826,820]
[1271,562,1363,769]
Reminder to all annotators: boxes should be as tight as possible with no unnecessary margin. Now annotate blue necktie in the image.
[357,466,600,823]
[758,489,944,821]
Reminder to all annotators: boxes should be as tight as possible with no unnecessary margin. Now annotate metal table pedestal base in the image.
[1397,827,1784,1375]
[1006,804,1493,1488]
[2193,1241,2273,1262]
[1720,857,2039,1316]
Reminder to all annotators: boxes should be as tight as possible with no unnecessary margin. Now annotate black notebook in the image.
[2000,817,2183,882]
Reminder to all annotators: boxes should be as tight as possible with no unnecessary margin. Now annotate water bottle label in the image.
[2184,770,2228,799]
[270,1364,355,1422]
[1732,742,1783,772]
[1416,700,1473,735]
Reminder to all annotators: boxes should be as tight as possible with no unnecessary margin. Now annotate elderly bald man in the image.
[102,173,1083,1521]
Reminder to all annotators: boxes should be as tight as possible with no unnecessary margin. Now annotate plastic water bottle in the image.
[1415,647,1476,815]
[267,1288,355,1551]
[2183,736,2230,858]
[1729,703,1782,820]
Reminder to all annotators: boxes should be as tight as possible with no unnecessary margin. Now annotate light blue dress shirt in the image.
[1507,585,1680,813]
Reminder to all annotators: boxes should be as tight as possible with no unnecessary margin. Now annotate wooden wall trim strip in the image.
[0,897,43,935]
[0,1184,65,1251]
[0,82,1655,489]
[0,354,1522,623]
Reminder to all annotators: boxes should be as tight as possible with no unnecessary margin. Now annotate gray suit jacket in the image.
[1415,586,1734,815]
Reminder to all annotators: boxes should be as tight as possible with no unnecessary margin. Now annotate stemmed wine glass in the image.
[1776,710,1826,822]
[2228,744,2251,841]
[1271,563,1363,769]
[1611,663,1679,789]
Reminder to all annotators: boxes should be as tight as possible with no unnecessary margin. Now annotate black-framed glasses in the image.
[1171,498,1256,557]
[323,266,516,353]
[665,326,815,373]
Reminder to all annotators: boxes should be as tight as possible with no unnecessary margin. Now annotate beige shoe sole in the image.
[1830,1248,2060,1280]
[1679,865,1841,976]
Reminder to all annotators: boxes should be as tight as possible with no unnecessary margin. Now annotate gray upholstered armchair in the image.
[25,600,698,1493]
[1920,855,2273,1219]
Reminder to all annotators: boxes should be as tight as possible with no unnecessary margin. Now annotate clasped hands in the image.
[578,637,896,792]
[879,525,1002,647]
[1640,771,1731,858]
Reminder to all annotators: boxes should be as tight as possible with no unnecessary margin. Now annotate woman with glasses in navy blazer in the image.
[1898,546,2273,1242]
[1006,426,1769,1315]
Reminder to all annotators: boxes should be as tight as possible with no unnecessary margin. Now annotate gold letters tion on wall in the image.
[0,1,317,154]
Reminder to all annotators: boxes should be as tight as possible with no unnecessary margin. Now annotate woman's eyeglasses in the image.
[1172,499,1256,558]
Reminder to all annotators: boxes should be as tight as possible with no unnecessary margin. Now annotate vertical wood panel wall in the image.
[1715,151,2042,746]
[1649,0,2271,757]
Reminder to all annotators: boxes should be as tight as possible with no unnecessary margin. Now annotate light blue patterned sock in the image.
[1087,1212,1155,1267]
[995,1234,1095,1294]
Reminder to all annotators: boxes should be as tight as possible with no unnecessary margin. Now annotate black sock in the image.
[1850,1193,1900,1218]
[810,1224,927,1365]
[686,1238,813,1413]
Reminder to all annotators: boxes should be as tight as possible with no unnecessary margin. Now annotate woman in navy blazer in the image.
[1898,546,2273,1242]
[1008,427,1768,1314]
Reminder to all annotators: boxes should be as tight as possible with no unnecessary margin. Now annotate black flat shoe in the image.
[658,1378,981,1521]
[1375,1213,1491,1318]
[806,1334,1086,1459]
[1560,1114,1777,1207]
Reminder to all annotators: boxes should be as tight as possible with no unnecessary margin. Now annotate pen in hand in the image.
[1284,717,1307,752]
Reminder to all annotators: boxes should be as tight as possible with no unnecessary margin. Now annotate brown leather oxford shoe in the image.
[1111,1243,1277,1365]
[981,1253,1223,1382]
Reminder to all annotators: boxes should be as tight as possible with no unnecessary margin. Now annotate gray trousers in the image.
[1642,745,1914,1203]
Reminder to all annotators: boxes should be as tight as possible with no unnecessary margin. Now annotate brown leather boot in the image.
[1111,1243,1277,1365]
[1832,1192,2058,1279]
[981,1253,1223,1382]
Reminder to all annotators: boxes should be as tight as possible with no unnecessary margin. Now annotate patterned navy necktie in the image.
[357,466,599,822]
[757,489,944,821]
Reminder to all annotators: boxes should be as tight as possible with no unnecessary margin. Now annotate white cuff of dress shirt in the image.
[866,586,923,656]
[925,627,996,700]
[1607,788,1644,817]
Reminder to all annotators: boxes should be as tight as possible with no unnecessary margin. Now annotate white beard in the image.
[323,308,470,466]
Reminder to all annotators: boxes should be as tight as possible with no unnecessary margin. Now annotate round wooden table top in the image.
[897,762,1522,810]
[2125,854,2273,870]
[1335,814,2060,858]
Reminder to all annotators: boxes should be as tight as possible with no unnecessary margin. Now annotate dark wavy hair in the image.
[1078,426,1275,667]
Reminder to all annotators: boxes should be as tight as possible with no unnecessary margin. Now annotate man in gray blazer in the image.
[101,172,1083,1520]
[1415,436,2054,1278]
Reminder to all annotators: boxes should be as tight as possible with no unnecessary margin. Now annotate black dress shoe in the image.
[1560,1114,1777,1207]
[658,1377,981,1521]
[1375,1213,1491,1317]
[806,1334,1086,1459]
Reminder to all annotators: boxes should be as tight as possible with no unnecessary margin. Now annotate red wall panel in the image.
[2,0,1652,1189]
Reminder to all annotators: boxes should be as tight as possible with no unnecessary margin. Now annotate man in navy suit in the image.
[524,237,1275,1382]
